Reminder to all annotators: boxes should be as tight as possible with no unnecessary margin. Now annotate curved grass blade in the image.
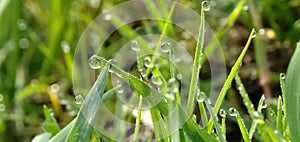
[285,41,300,142]
[207,29,255,132]
[65,65,109,141]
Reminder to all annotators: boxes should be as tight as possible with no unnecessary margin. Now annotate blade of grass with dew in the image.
[257,95,266,113]
[276,96,283,135]
[42,105,60,135]
[205,99,226,142]
[285,41,300,142]
[229,108,250,142]
[186,1,205,115]
[102,58,217,141]
[207,29,255,132]
[214,29,255,114]
[235,74,256,115]
[65,64,109,141]
[279,73,290,140]
[133,95,143,141]
[235,111,250,142]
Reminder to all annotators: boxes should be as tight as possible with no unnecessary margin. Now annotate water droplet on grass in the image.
[0,104,6,112]
[259,29,266,35]
[89,55,102,69]
[75,95,84,105]
[104,14,112,21]
[228,107,237,117]
[108,59,118,73]
[161,42,171,53]
[18,19,27,31]
[252,31,257,38]
[280,73,286,80]
[50,84,60,93]
[19,38,29,49]
[252,111,260,118]
[168,78,179,93]
[131,40,139,51]
[61,41,71,53]
[202,1,211,12]
[219,109,226,117]
[196,89,205,102]
[151,75,162,86]
[176,74,183,80]
[165,93,175,100]
[144,57,154,68]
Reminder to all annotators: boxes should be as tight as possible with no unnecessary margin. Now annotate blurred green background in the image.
[0,0,299,141]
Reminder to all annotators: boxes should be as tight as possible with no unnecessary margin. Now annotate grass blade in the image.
[214,29,255,114]
[186,1,206,115]
[133,95,143,141]
[285,41,300,142]
[65,64,109,141]
[207,29,255,133]
[276,96,283,135]
[42,105,60,135]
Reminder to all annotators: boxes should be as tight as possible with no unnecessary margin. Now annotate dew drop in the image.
[161,42,171,53]
[165,93,175,100]
[17,19,27,31]
[196,89,205,103]
[48,108,54,116]
[50,84,60,93]
[144,57,154,68]
[104,14,112,21]
[259,29,266,35]
[19,38,30,49]
[131,40,139,51]
[61,41,70,53]
[117,88,124,94]
[252,111,260,118]
[280,73,286,80]
[237,85,243,91]
[242,5,249,11]
[252,30,257,38]
[219,109,226,118]
[0,104,6,112]
[151,75,162,86]
[132,109,138,117]
[75,95,84,105]
[141,70,147,78]
[202,1,211,12]
[88,55,102,69]
[176,74,183,80]
[168,78,179,93]
[228,107,237,117]
[108,59,118,73]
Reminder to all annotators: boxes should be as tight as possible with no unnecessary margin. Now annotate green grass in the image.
[1,0,300,141]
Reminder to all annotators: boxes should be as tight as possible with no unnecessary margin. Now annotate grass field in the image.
[0,0,300,141]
